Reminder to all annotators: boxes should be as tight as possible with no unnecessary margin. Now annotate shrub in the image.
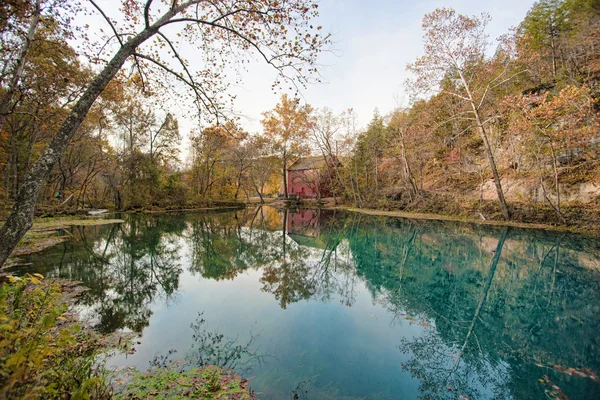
[0,274,110,399]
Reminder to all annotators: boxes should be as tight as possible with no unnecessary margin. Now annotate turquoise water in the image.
[16,207,600,399]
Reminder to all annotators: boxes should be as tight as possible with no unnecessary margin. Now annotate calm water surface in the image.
[15,207,600,399]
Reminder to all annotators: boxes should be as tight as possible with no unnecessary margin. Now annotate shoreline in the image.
[138,205,245,214]
[6,201,599,262]
[329,206,599,236]
[6,217,126,260]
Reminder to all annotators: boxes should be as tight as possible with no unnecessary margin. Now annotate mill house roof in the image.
[287,156,333,171]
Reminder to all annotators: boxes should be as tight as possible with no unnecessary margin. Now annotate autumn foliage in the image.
[1,0,600,267]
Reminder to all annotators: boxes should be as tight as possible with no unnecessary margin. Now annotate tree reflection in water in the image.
[354,220,600,400]
[399,227,510,400]
[150,312,266,376]
[21,207,600,399]
[186,207,356,309]
[24,214,185,333]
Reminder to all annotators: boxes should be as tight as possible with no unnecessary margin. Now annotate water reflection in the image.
[399,227,510,400]
[20,207,600,399]
[150,312,265,376]
[346,218,600,399]
[20,215,185,332]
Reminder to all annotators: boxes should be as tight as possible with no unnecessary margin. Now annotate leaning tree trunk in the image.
[457,70,510,220]
[472,105,510,220]
[0,26,160,268]
[400,134,418,199]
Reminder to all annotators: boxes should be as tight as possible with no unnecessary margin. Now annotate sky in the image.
[225,0,537,133]
[82,0,538,155]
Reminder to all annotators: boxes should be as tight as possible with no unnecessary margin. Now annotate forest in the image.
[1,1,599,398]
[1,0,599,261]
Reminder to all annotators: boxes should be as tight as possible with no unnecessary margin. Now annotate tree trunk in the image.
[12,149,19,198]
[352,157,363,207]
[473,108,510,220]
[550,37,557,79]
[457,69,510,220]
[549,143,562,218]
[5,134,16,199]
[534,149,565,223]
[400,134,418,198]
[252,179,265,204]
[0,0,41,134]
[282,148,288,199]
[234,169,243,200]
[318,149,336,203]
[3,150,10,199]
[0,26,159,267]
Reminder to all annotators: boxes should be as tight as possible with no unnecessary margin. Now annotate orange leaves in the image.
[87,0,329,105]
[551,364,600,382]
[505,85,598,147]
[538,375,569,400]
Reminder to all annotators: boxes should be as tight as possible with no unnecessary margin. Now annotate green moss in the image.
[31,217,124,230]
[7,218,124,258]
[116,364,255,399]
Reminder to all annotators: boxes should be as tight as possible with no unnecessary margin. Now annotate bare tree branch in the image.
[88,0,148,92]
[144,0,154,28]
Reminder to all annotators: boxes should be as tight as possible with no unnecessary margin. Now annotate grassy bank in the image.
[5,202,247,260]
[30,217,125,230]
[139,205,246,214]
[118,199,247,213]
[338,207,583,233]
[330,198,600,236]
[311,190,599,236]
[8,217,125,259]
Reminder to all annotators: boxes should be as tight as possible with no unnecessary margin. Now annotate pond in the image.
[14,207,600,399]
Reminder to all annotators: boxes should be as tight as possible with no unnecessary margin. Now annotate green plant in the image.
[0,274,110,399]
[116,364,255,399]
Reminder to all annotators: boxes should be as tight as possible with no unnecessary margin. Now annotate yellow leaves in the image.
[29,276,41,285]
[0,319,18,332]
[0,275,108,397]
[9,273,46,285]
[6,353,25,368]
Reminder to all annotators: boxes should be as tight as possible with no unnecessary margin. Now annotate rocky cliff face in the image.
[479,178,600,204]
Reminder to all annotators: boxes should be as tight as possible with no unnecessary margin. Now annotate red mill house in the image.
[284,156,339,199]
